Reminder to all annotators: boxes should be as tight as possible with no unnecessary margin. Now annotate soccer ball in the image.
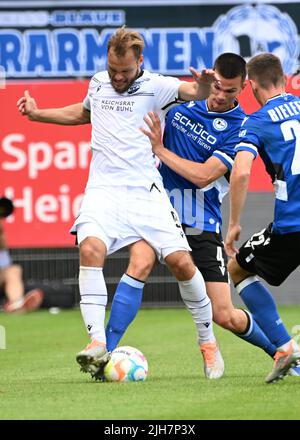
[104,346,148,382]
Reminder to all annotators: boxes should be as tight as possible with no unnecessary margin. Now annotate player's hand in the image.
[189,67,220,87]
[140,112,165,156]
[224,224,242,258]
[17,90,38,120]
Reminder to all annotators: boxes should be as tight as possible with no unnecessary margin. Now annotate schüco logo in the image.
[213,4,299,74]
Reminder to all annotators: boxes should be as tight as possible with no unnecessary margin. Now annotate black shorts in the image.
[236,223,300,286]
[183,227,228,283]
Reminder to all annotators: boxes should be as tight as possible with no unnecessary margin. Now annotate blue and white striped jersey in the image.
[236,93,300,234]
[160,100,245,233]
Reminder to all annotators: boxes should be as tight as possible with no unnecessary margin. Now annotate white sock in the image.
[178,268,215,345]
[79,266,107,344]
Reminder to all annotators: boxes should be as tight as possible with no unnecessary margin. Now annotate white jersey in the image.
[83,69,180,188]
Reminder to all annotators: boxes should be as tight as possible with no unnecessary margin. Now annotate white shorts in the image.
[71,184,191,261]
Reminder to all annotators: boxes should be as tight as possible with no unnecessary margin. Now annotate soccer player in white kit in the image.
[17,27,224,380]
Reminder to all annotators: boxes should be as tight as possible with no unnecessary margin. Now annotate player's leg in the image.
[207,282,277,356]
[207,283,247,331]
[165,250,224,379]
[188,230,277,356]
[165,250,214,346]
[76,228,111,377]
[1,264,24,310]
[106,240,156,351]
[1,264,43,313]
[133,186,223,378]
[228,226,300,382]
[228,258,292,348]
[72,186,139,377]
[229,258,300,382]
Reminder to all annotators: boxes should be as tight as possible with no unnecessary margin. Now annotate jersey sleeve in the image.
[234,116,261,158]
[212,126,241,171]
[83,75,100,110]
[212,135,236,171]
[152,74,181,111]
[83,95,90,110]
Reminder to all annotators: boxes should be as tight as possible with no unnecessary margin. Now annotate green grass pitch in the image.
[0,306,299,420]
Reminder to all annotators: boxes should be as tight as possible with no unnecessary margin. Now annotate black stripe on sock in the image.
[125,273,145,285]
[234,309,251,336]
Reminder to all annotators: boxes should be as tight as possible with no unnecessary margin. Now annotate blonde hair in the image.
[247,53,285,90]
[107,26,144,59]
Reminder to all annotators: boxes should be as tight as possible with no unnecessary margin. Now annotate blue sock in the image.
[106,273,144,352]
[236,276,291,348]
[236,310,276,357]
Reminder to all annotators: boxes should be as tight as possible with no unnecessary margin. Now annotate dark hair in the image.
[213,53,246,82]
[247,53,284,89]
[107,26,144,59]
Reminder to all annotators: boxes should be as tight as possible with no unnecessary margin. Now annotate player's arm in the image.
[141,111,228,187]
[17,90,90,125]
[178,68,218,101]
[225,150,255,257]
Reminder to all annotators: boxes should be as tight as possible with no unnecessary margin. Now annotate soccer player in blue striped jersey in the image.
[225,53,300,383]
[160,86,244,236]
[108,53,289,379]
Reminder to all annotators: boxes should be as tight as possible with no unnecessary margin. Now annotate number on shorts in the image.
[216,246,226,275]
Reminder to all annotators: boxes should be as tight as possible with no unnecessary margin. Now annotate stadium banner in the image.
[1,1,300,247]
[0,1,299,78]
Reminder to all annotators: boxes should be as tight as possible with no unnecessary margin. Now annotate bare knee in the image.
[213,310,233,330]
[227,256,251,285]
[165,251,195,281]
[127,241,156,281]
[213,308,247,333]
[80,237,106,266]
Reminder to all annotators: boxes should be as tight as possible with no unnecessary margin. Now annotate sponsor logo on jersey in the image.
[213,118,227,131]
[239,129,247,137]
[127,83,141,94]
[173,111,217,145]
